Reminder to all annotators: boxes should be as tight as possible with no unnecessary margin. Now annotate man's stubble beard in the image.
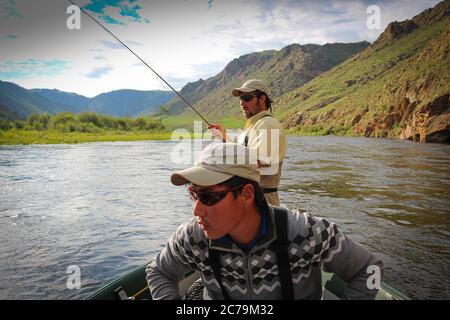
[244,100,262,119]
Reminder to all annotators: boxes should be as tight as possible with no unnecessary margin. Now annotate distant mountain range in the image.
[0,82,175,119]
[31,88,90,113]
[0,81,81,120]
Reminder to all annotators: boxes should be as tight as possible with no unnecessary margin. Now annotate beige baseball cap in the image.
[232,79,270,97]
[171,143,260,187]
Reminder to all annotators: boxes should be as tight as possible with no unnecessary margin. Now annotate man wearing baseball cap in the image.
[146,143,383,300]
[208,79,287,206]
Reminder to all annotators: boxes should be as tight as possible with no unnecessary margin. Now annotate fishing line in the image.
[67,0,211,125]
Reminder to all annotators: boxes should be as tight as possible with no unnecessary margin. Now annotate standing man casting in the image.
[209,79,287,206]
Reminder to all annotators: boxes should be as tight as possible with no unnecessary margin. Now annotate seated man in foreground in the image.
[146,143,383,300]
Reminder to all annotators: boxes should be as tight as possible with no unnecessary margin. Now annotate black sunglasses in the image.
[239,94,258,102]
[188,184,244,206]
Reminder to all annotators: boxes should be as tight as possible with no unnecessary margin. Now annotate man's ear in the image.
[259,94,268,110]
[241,184,255,205]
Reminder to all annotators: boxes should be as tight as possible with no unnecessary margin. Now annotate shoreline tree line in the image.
[0,112,166,133]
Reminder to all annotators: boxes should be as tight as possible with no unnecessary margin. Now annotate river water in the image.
[0,136,449,299]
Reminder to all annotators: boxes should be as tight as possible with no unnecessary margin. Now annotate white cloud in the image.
[96,40,124,49]
[83,65,114,78]
[0,59,70,79]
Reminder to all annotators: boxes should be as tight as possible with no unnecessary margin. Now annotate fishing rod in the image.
[67,0,211,126]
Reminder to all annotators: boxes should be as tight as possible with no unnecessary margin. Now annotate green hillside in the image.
[279,0,450,142]
[0,81,79,118]
[88,89,175,117]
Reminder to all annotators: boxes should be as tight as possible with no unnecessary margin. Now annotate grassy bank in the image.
[0,129,242,145]
[0,112,250,145]
[289,124,355,136]
[0,111,178,145]
[0,129,174,145]
[1,114,383,145]
[1,126,406,146]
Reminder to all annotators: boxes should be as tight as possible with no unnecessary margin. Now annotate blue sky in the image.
[83,0,151,24]
[0,59,69,78]
[0,0,442,97]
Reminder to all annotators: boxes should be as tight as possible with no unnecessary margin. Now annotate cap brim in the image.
[171,166,234,187]
[232,87,254,97]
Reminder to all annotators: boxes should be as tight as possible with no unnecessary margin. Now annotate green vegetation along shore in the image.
[0,112,246,145]
[0,110,378,145]
[0,112,172,145]
[0,129,174,145]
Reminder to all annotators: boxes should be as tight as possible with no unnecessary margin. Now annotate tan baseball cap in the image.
[232,79,270,97]
[171,143,260,187]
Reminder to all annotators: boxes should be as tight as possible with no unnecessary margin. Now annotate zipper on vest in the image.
[244,252,253,299]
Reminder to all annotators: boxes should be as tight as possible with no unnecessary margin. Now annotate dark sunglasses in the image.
[239,94,258,102]
[188,184,244,206]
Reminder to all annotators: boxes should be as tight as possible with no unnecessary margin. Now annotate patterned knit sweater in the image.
[146,206,383,300]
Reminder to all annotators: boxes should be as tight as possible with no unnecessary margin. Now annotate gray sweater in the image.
[146,206,383,300]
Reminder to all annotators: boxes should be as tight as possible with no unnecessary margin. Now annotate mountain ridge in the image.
[0,81,175,119]
[279,0,450,142]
